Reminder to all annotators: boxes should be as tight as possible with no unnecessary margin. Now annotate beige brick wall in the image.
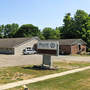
[81,45,86,52]
[71,44,86,54]
[71,45,78,54]
[14,39,38,55]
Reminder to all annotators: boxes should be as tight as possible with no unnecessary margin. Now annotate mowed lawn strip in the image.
[0,61,90,84]
[9,69,90,90]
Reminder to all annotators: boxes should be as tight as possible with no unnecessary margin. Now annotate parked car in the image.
[23,48,37,55]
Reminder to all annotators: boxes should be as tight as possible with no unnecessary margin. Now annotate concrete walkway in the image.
[0,66,90,90]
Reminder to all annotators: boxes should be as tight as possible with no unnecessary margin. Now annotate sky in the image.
[0,0,90,30]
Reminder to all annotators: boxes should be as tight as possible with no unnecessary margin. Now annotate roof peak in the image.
[0,37,39,48]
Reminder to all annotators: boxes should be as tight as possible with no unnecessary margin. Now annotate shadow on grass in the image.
[22,65,57,70]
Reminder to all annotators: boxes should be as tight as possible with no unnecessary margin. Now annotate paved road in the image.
[53,55,90,62]
[0,55,90,67]
[0,54,42,67]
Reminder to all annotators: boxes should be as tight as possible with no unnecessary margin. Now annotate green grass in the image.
[9,69,90,90]
[0,61,90,85]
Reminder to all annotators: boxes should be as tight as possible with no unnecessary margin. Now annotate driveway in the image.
[0,54,90,67]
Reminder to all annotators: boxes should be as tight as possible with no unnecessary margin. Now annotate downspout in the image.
[71,45,72,54]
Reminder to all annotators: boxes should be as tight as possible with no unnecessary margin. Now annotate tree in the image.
[61,10,90,49]
[85,15,90,48]
[15,24,40,37]
[74,10,89,38]
[61,13,76,39]
[74,10,90,49]
[10,23,19,38]
[4,23,19,38]
[38,31,45,40]
[0,24,5,38]
[43,27,54,39]
[42,27,60,39]
[55,27,61,39]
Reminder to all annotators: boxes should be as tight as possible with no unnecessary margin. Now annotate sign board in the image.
[43,55,52,66]
[37,41,59,56]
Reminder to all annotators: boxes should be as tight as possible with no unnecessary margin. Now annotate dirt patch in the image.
[79,78,90,87]
[12,72,34,80]
[59,66,79,69]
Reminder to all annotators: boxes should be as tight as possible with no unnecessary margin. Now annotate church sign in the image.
[37,41,59,56]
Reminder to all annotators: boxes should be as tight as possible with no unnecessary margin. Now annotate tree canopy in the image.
[15,24,40,37]
[0,23,19,38]
[42,27,60,39]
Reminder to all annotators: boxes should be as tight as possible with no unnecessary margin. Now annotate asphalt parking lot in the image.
[0,54,42,67]
[0,54,90,67]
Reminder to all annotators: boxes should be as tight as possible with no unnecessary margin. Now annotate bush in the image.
[87,48,90,52]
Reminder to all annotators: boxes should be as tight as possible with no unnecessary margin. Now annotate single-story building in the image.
[0,37,39,55]
[59,39,87,54]
[0,37,87,55]
[37,39,87,55]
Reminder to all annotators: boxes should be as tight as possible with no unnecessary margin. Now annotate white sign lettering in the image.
[38,41,58,50]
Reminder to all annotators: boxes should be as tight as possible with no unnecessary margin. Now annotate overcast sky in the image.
[0,0,90,30]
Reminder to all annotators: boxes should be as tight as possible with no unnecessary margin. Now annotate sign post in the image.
[42,55,52,68]
[37,41,59,69]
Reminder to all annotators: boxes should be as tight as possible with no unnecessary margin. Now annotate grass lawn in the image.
[9,69,90,90]
[0,61,90,85]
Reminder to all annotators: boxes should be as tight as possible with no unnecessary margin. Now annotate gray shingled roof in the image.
[0,38,86,48]
[39,39,86,45]
[0,37,39,48]
[59,39,87,45]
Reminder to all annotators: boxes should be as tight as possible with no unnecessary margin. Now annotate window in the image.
[26,47,31,50]
[78,45,81,51]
